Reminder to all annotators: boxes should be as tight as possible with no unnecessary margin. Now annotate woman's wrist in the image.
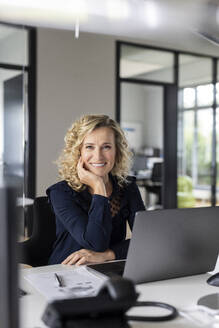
[93,180,107,197]
[104,249,116,261]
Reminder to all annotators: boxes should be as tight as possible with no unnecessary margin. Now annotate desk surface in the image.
[19,263,219,328]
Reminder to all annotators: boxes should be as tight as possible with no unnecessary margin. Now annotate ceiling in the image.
[0,0,218,55]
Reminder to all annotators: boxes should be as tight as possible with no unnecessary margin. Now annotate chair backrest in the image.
[19,196,56,267]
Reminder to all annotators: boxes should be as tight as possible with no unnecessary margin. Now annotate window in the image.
[120,44,174,83]
[197,84,213,107]
[178,83,214,206]
[117,42,219,209]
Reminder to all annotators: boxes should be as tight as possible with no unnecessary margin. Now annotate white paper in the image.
[179,306,219,327]
[24,266,107,301]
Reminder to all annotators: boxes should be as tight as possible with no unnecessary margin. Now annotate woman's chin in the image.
[90,168,109,178]
[92,171,107,177]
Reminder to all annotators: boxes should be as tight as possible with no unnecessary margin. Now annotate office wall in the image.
[36,28,219,195]
[37,29,115,195]
[143,86,163,149]
[121,83,163,150]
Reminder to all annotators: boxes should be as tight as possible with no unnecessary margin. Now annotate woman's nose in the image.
[94,148,103,160]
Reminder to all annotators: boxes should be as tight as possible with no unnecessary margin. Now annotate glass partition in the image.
[217,60,219,82]
[0,24,29,237]
[216,59,219,203]
[179,55,212,87]
[121,82,163,208]
[118,42,218,208]
[0,25,28,66]
[216,82,219,105]
[120,44,174,83]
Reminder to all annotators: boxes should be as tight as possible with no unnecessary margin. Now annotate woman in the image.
[47,114,145,265]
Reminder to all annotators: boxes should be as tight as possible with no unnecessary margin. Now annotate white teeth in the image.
[91,163,105,167]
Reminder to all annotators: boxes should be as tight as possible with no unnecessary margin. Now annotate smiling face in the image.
[80,127,116,181]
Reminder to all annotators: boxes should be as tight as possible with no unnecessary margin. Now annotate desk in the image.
[20,264,219,328]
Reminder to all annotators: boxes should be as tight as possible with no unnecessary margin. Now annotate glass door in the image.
[120,82,164,208]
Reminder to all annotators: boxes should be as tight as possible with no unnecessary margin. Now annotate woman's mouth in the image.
[91,163,106,167]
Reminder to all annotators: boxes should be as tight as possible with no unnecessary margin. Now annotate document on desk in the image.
[24,266,107,301]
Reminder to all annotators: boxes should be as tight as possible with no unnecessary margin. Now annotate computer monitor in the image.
[0,175,20,328]
[131,154,148,173]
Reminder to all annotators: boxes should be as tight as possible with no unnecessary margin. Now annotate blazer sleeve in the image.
[111,240,130,260]
[47,184,112,252]
[110,179,146,260]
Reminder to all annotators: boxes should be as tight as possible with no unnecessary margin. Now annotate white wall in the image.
[121,83,163,151]
[37,30,115,195]
[143,86,163,149]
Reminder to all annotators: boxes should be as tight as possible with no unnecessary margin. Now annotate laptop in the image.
[87,207,219,284]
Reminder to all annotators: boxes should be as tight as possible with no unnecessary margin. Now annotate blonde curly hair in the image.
[57,114,132,191]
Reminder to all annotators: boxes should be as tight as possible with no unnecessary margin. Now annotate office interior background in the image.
[0,0,219,236]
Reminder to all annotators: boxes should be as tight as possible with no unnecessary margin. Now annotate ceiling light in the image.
[107,0,130,20]
[67,0,88,20]
[143,0,159,28]
[75,18,80,39]
[0,0,88,20]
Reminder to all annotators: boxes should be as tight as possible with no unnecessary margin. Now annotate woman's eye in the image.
[103,145,111,150]
[85,145,93,149]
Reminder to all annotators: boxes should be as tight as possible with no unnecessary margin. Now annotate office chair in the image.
[145,162,163,208]
[18,196,56,267]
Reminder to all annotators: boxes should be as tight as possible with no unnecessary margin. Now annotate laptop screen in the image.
[88,207,219,284]
[124,207,219,284]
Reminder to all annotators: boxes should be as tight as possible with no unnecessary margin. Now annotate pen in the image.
[54,273,63,287]
[19,288,27,297]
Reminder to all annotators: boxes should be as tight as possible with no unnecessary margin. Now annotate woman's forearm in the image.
[104,249,116,261]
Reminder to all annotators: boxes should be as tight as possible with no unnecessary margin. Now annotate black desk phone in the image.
[42,276,177,328]
[42,276,136,328]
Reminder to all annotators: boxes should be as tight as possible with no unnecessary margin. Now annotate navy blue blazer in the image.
[46,176,145,264]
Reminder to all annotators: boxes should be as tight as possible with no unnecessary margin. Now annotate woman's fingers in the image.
[75,256,87,266]
[62,250,89,265]
[77,158,88,182]
[77,157,82,174]
[62,255,71,265]
[62,252,79,265]
[61,249,112,266]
